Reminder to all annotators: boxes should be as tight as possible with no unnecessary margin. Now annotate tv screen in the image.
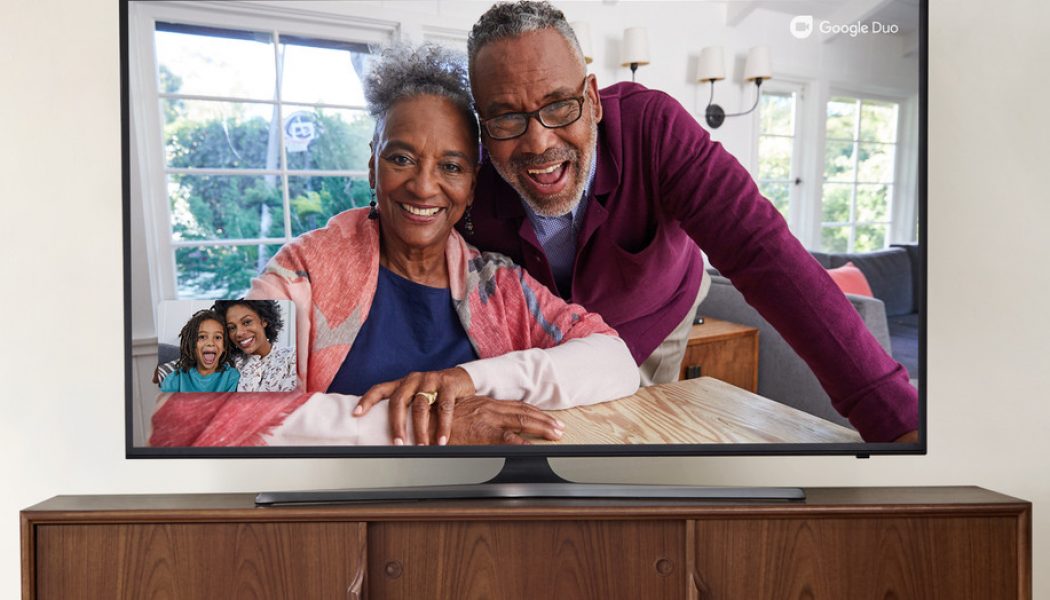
[125,0,925,459]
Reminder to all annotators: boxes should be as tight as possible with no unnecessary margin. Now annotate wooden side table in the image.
[678,317,758,392]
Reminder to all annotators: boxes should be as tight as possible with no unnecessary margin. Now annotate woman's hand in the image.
[353,367,477,446]
[436,396,565,445]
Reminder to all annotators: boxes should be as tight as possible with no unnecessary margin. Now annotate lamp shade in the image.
[620,27,650,66]
[569,21,594,64]
[743,46,773,81]
[695,46,726,82]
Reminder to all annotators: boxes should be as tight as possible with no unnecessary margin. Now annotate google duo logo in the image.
[790,15,814,39]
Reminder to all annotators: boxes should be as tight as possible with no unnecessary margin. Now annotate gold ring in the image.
[414,391,438,406]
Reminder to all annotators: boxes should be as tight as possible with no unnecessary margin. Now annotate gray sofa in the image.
[698,244,919,428]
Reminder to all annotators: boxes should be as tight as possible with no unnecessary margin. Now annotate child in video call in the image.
[159,309,240,393]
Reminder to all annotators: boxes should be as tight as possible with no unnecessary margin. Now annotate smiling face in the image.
[194,318,226,376]
[471,29,602,217]
[369,94,479,255]
[225,303,271,358]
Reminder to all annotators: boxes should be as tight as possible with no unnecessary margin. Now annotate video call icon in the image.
[790,15,814,39]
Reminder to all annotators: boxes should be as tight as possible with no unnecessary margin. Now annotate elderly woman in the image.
[245,43,638,446]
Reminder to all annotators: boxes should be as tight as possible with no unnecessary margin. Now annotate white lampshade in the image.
[743,46,773,81]
[620,27,650,66]
[695,46,726,82]
[569,21,594,64]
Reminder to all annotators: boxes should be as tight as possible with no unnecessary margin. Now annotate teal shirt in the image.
[160,365,240,393]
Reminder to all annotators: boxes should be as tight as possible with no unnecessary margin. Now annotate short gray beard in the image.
[492,119,599,218]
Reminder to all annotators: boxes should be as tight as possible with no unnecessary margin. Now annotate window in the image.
[821,96,899,252]
[152,21,377,298]
[755,89,800,223]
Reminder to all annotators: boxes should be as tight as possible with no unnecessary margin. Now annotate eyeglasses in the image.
[478,77,589,140]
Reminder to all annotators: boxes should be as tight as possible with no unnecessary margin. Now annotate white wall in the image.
[2,0,1048,596]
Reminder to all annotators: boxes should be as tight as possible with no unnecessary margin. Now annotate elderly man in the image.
[459,0,918,443]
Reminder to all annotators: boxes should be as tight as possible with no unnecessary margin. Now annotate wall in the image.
[2,0,1048,596]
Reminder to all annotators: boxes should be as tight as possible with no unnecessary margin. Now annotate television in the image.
[124,0,926,500]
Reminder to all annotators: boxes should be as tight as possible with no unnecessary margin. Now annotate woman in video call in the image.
[156,300,298,392]
[212,300,298,393]
[244,43,639,446]
[159,309,240,393]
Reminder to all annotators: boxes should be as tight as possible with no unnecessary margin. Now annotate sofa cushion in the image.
[827,262,874,297]
[822,248,914,317]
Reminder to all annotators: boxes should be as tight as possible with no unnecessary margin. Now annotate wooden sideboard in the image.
[22,487,1030,599]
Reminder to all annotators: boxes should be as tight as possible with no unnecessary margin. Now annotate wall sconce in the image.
[620,27,650,82]
[569,21,594,64]
[696,46,772,128]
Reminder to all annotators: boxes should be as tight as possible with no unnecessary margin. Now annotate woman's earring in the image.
[368,187,379,220]
[464,204,475,236]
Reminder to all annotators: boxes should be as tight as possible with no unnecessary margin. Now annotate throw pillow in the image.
[827,261,874,297]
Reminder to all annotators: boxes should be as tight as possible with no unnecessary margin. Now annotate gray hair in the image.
[468,1,585,76]
[363,43,478,146]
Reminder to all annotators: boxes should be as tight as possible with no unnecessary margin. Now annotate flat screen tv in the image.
[124,0,926,499]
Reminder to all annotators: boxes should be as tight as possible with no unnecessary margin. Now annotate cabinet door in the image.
[679,337,757,392]
[34,522,366,600]
[692,517,1024,599]
[369,520,685,600]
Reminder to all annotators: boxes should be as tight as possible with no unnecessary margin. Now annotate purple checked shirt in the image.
[521,157,596,297]
[463,82,918,442]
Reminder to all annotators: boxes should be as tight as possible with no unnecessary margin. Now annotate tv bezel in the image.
[123,0,928,460]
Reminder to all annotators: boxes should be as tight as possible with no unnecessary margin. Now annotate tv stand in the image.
[22,487,1030,599]
[255,456,805,505]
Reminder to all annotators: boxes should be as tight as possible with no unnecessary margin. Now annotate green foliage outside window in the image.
[161,68,374,298]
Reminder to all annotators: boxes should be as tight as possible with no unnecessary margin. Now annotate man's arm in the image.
[647,91,917,442]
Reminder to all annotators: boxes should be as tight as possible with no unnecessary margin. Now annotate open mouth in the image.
[399,203,444,219]
[201,350,218,365]
[238,336,255,350]
[523,161,570,195]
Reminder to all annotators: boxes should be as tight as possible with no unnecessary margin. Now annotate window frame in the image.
[820,88,908,253]
[129,1,398,307]
[751,80,807,235]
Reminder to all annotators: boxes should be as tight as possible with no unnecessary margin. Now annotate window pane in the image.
[164,100,276,169]
[856,142,896,183]
[856,184,891,222]
[169,175,284,241]
[822,183,852,223]
[854,223,887,252]
[155,24,275,99]
[284,108,374,171]
[759,181,790,218]
[860,99,899,142]
[760,92,793,135]
[289,176,372,236]
[280,36,373,106]
[821,226,850,253]
[175,244,284,299]
[758,136,792,180]
[826,97,857,140]
[824,141,856,181]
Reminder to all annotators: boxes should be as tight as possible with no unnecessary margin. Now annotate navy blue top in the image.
[327,266,479,395]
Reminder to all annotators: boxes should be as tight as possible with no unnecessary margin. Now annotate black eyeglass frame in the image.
[477,76,591,140]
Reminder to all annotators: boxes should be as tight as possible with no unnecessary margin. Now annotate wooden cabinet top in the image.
[22,487,1028,524]
[687,318,758,344]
